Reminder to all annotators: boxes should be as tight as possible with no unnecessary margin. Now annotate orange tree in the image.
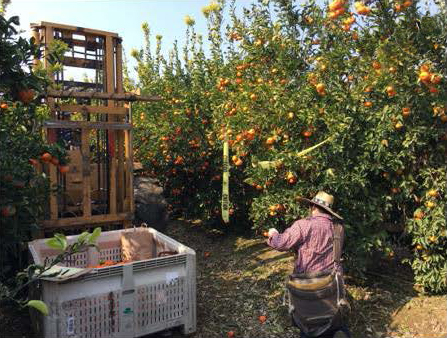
[0,15,67,278]
[131,0,446,293]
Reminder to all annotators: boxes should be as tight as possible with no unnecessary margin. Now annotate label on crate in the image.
[166,271,179,284]
[67,316,75,335]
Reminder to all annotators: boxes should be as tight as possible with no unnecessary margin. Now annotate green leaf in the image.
[88,227,101,244]
[45,238,65,251]
[26,300,49,316]
[77,231,90,244]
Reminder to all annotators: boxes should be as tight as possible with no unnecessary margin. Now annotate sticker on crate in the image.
[66,316,74,335]
[166,271,179,284]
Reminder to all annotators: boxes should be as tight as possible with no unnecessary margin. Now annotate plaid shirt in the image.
[267,212,342,274]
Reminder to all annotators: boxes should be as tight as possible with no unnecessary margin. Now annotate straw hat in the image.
[297,191,343,220]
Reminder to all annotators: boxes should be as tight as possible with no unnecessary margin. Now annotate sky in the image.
[6,0,252,81]
[6,0,440,82]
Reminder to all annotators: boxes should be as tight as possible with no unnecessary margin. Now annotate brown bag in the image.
[121,229,154,262]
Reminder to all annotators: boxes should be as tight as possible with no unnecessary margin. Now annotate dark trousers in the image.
[299,326,351,338]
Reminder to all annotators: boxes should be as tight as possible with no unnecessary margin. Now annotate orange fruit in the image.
[364,101,373,107]
[227,331,235,338]
[328,11,338,20]
[302,130,312,138]
[17,89,35,104]
[335,7,346,16]
[250,93,257,101]
[414,211,424,219]
[427,189,438,197]
[391,187,400,194]
[266,137,275,145]
[0,103,8,109]
[402,107,411,117]
[1,205,16,217]
[425,201,435,208]
[420,64,430,72]
[262,231,269,237]
[429,87,438,94]
[316,83,325,92]
[234,159,243,166]
[395,4,403,11]
[329,0,344,11]
[389,67,397,73]
[235,78,243,85]
[40,152,52,162]
[430,74,441,84]
[403,0,412,7]
[372,61,381,70]
[204,251,210,258]
[59,165,70,174]
[419,71,431,81]
[259,315,267,323]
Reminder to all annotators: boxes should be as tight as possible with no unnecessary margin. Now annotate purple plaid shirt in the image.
[267,212,342,274]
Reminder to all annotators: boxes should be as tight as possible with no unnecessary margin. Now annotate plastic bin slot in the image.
[60,292,121,338]
[99,247,122,262]
[135,277,186,333]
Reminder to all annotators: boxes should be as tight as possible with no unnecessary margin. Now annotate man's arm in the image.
[267,220,302,251]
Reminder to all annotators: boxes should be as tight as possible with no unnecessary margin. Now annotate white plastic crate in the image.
[28,227,196,338]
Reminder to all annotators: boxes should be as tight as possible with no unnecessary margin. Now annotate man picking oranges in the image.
[267,191,350,338]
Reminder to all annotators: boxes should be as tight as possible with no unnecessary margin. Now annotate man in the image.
[267,191,350,338]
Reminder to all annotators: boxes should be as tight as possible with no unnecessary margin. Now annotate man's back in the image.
[268,212,338,274]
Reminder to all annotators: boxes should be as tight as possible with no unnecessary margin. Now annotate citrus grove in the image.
[129,0,446,294]
[0,15,67,278]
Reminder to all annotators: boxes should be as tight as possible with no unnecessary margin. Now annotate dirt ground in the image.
[1,219,446,338]
[163,220,447,338]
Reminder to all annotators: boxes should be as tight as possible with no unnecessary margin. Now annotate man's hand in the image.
[268,228,279,238]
